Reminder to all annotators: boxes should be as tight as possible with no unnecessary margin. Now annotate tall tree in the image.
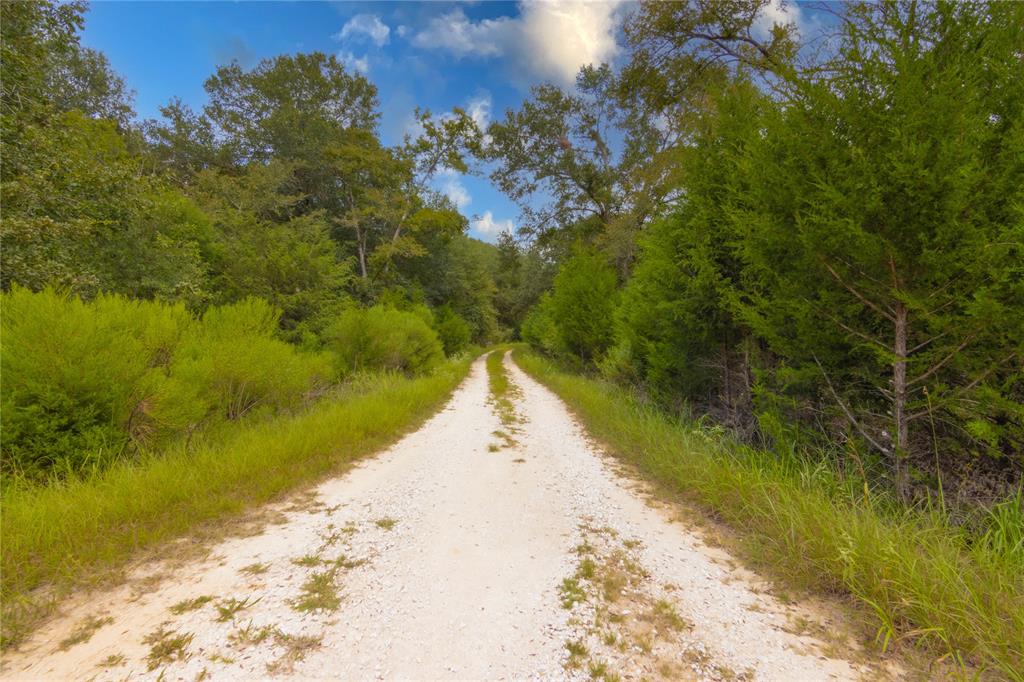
[483,65,682,273]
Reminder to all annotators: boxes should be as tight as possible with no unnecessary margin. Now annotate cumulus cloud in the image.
[412,8,509,57]
[338,51,370,74]
[336,14,391,47]
[443,178,472,209]
[412,1,623,86]
[754,0,806,36]
[466,93,491,129]
[396,25,409,38]
[471,211,515,238]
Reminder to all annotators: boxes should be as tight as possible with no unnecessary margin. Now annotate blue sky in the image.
[80,1,817,242]
[79,1,621,242]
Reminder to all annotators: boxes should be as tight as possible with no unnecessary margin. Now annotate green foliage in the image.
[194,162,350,338]
[1,111,210,300]
[0,288,327,481]
[432,305,471,357]
[520,293,563,358]
[322,306,444,377]
[548,249,618,362]
[154,299,331,430]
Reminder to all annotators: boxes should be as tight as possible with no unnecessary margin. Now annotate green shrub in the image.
[1,287,190,479]
[150,298,331,432]
[322,305,444,376]
[520,293,564,357]
[548,249,618,362]
[1,289,328,480]
[433,305,471,356]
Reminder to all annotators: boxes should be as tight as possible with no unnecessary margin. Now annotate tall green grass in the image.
[1,354,475,647]
[515,351,1024,679]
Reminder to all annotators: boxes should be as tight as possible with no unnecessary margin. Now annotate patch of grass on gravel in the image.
[229,621,279,647]
[240,563,268,576]
[2,354,475,648]
[374,517,397,531]
[266,632,322,674]
[486,349,520,428]
[169,596,213,615]
[515,349,1024,679]
[143,625,193,670]
[58,614,113,650]
[96,653,126,668]
[292,569,341,613]
[216,596,260,622]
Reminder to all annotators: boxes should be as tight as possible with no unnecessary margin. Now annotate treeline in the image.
[0,1,534,481]
[500,1,1023,506]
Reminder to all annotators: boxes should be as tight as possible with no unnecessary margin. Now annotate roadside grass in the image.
[515,350,1024,680]
[1,353,476,648]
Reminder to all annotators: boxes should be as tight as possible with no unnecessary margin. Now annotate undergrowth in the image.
[1,353,476,648]
[516,350,1024,680]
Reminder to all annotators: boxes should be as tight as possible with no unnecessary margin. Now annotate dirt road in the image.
[2,353,872,681]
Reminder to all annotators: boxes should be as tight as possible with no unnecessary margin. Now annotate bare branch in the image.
[813,355,889,454]
[821,260,896,322]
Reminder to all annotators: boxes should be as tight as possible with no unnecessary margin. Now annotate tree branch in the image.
[813,355,889,454]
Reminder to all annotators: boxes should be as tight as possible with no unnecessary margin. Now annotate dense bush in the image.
[322,305,444,377]
[432,304,471,356]
[150,298,331,433]
[0,288,329,481]
[522,249,617,364]
[520,293,563,357]
[549,249,618,362]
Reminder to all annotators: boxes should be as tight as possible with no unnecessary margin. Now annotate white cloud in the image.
[336,14,391,47]
[338,51,370,74]
[412,1,623,86]
[443,178,472,209]
[518,0,622,84]
[412,8,510,57]
[754,0,805,36]
[466,93,491,130]
[471,210,515,238]
[396,25,409,38]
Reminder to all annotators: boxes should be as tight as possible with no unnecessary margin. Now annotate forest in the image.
[1,0,1022,675]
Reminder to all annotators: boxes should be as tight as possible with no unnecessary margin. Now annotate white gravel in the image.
[1,353,868,681]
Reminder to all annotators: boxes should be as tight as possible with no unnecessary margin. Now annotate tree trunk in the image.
[722,339,733,425]
[893,301,910,500]
[355,225,368,280]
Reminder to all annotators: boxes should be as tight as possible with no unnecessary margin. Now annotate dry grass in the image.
[58,614,112,651]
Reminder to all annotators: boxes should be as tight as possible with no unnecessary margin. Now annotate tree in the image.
[203,53,379,165]
[1,111,209,300]
[549,248,618,362]
[483,65,682,273]
[192,162,350,339]
[648,2,1024,496]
